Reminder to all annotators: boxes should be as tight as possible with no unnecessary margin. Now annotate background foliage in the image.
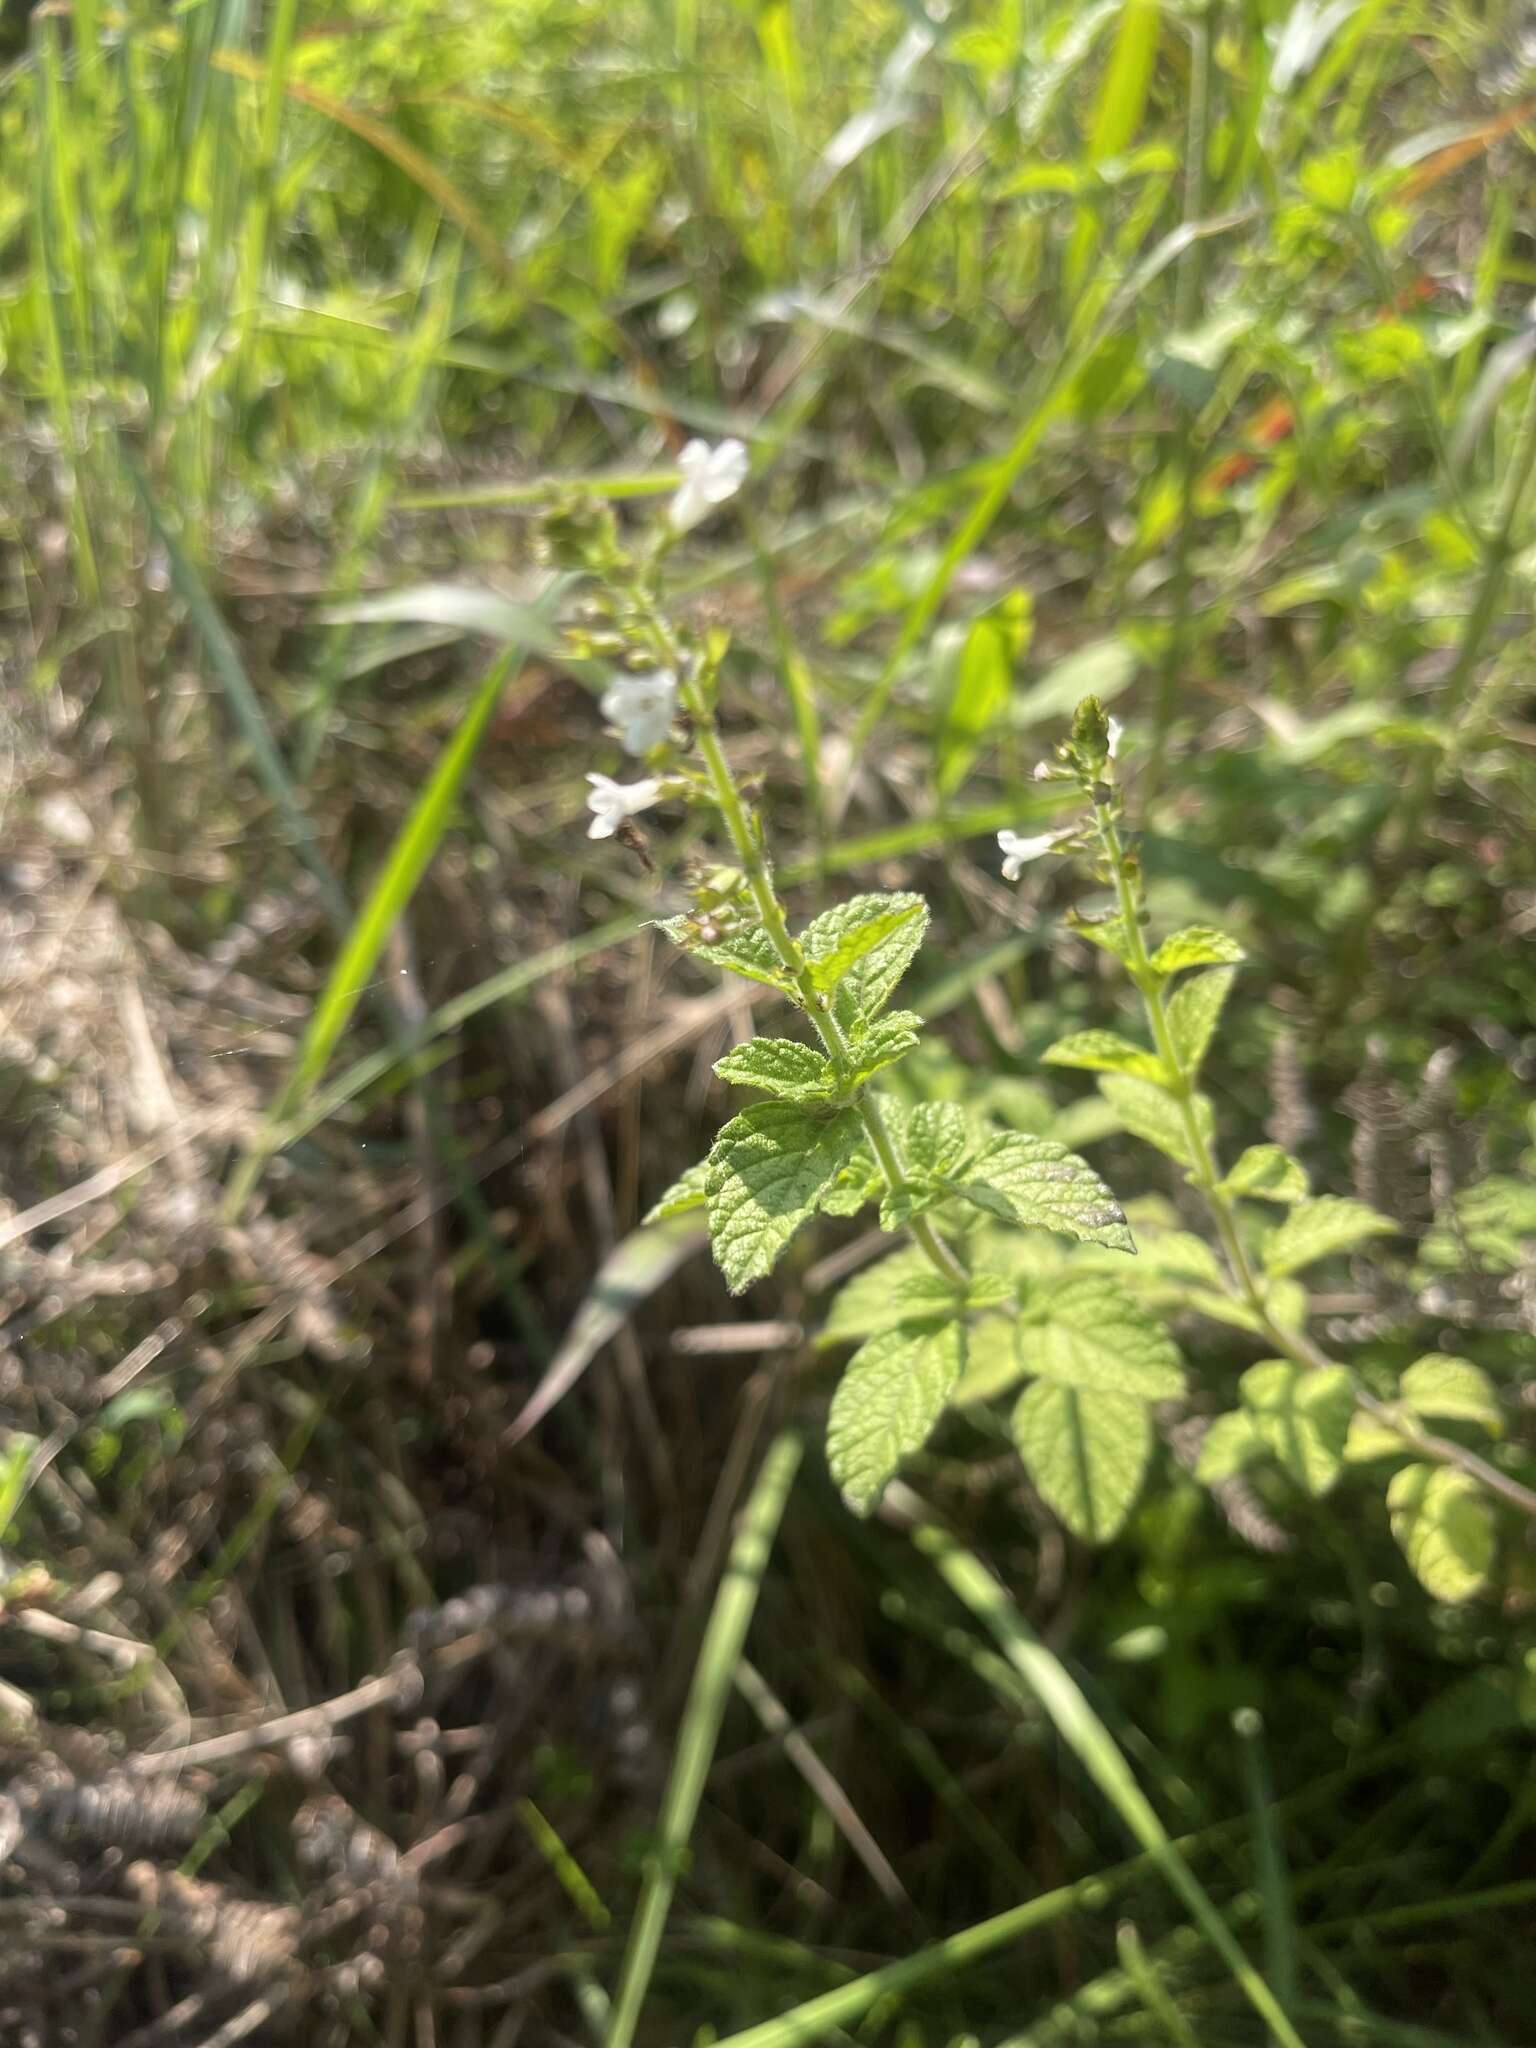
[1,0,1535,2042]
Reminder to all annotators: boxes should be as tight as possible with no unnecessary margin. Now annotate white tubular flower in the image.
[601,670,677,754]
[669,438,750,533]
[1107,715,1124,763]
[586,773,662,839]
[998,826,1072,881]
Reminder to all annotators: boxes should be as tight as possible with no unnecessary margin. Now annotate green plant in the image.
[557,465,1536,1604]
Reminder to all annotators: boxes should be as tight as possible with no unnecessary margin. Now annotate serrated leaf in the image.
[1066,913,1138,965]
[1238,1359,1354,1496]
[1165,969,1235,1078]
[1149,926,1246,975]
[1043,1029,1167,1082]
[1262,1197,1397,1278]
[706,1103,861,1293]
[904,1102,973,1175]
[818,1246,934,1346]
[1387,1464,1495,1602]
[803,892,928,1016]
[714,1037,834,1101]
[1196,1410,1267,1483]
[1098,1073,1213,1170]
[1220,1144,1309,1205]
[1399,1355,1503,1435]
[658,916,799,997]
[1013,1381,1152,1543]
[1019,1276,1185,1398]
[849,1010,922,1084]
[818,1153,882,1218]
[827,1321,964,1515]
[643,1159,710,1223]
[952,1133,1135,1252]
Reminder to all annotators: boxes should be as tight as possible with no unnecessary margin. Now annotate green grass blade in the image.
[911,1518,1308,2048]
[604,1431,803,2048]
[225,645,523,1217]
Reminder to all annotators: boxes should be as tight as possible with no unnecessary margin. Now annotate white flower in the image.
[602,670,677,754]
[1107,715,1124,763]
[669,437,750,533]
[998,826,1072,881]
[586,773,662,839]
[1032,761,1052,782]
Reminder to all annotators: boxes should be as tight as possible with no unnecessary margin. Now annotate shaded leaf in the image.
[1098,1072,1213,1170]
[818,1247,934,1345]
[707,1103,861,1292]
[1019,1276,1185,1398]
[1195,1410,1267,1484]
[1013,1382,1152,1542]
[827,1321,965,1515]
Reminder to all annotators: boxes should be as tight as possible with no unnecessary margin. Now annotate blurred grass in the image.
[2,0,1536,2042]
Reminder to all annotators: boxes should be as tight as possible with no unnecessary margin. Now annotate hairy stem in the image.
[1091,797,1536,1523]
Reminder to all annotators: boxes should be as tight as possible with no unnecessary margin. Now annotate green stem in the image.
[629,568,968,1291]
[1091,798,1536,1523]
[674,659,970,1291]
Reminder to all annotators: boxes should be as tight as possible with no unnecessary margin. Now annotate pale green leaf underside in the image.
[1013,1381,1152,1543]
[1020,1275,1185,1398]
[1196,1410,1266,1483]
[1262,1196,1397,1278]
[658,916,798,996]
[1043,1029,1166,1082]
[714,1037,833,1101]
[818,1246,934,1346]
[643,1158,710,1224]
[952,1314,1028,1403]
[953,1132,1134,1252]
[1149,926,1246,975]
[1239,1359,1354,1496]
[1098,1073,1213,1170]
[828,1321,964,1515]
[1387,1463,1495,1602]
[707,1102,861,1292]
[1164,968,1235,1078]
[1220,1143,1309,1205]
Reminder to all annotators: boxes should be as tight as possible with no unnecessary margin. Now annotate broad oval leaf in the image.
[1387,1463,1495,1602]
[1043,1029,1167,1082]
[1262,1197,1397,1279]
[1164,968,1235,1078]
[1149,926,1246,976]
[954,1132,1134,1252]
[715,1037,833,1101]
[827,1321,965,1515]
[1013,1381,1153,1542]
[1238,1359,1354,1496]
[1020,1275,1185,1398]
[818,1246,934,1346]
[707,1102,861,1293]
